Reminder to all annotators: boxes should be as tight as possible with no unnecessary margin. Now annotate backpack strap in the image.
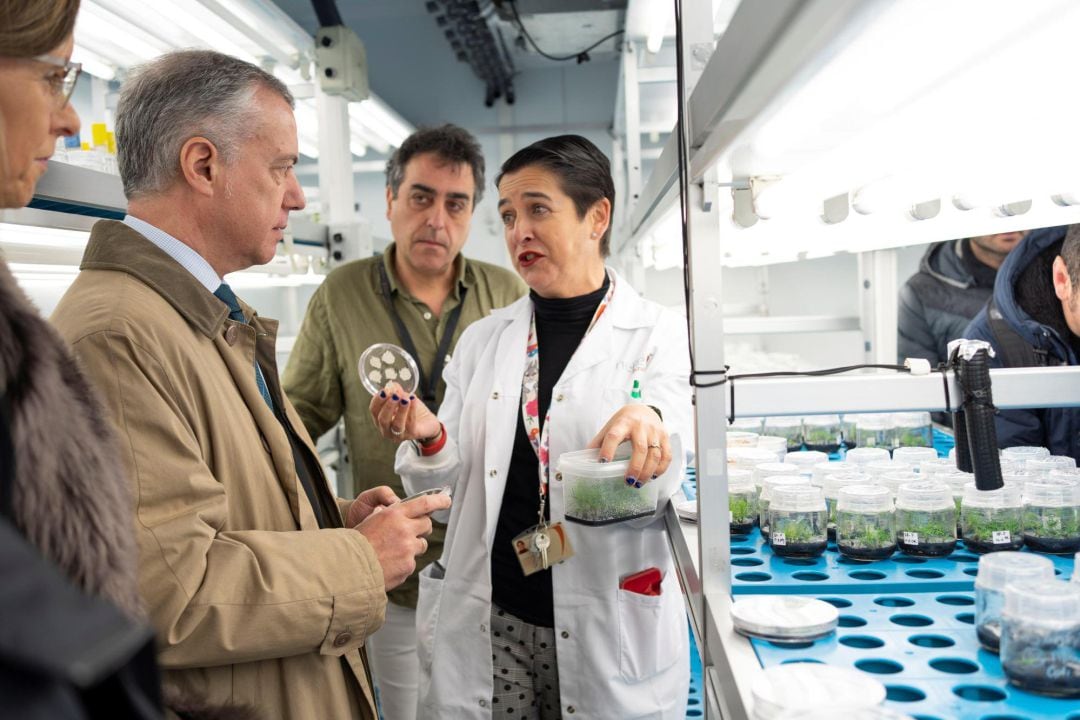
[987,297,1048,368]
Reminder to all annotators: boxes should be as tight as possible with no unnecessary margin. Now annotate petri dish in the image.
[357,342,420,396]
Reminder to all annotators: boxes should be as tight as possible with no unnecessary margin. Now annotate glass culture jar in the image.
[728,468,758,535]
[802,414,843,454]
[823,472,873,541]
[1000,579,1080,698]
[810,461,855,489]
[838,414,858,450]
[757,435,790,461]
[759,474,809,539]
[940,471,974,534]
[962,484,1025,553]
[974,551,1053,652]
[762,417,804,452]
[1025,455,1078,477]
[892,412,932,448]
[853,413,895,449]
[844,446,891,469]
[836,484,896,561]
[726,431,760,448]
[1022,477,1080,554]
[1001,445,1050,467]
[729,415,766,435]
[768,485,828,558]
[919,457,957,478]
[753,462,800,495]
[864,459,915,481]
[874,469,919,504]
[895,481,957,557]
[783,450,830,478]
[728,447,781,472]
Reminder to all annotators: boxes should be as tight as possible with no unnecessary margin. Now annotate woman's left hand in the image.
[587,404,672,488]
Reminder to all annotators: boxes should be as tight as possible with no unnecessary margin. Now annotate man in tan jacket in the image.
[51,50,448,719]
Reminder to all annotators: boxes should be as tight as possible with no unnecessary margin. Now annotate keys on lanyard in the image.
[533,530,551,570]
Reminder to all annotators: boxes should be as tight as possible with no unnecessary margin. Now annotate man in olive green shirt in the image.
[283,124,524,720]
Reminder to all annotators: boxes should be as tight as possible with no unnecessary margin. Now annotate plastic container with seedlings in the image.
[1022,477,1080,554]
[823,472,873,541]
[1001,445,1050,466]
[558,449,659,525]
[762,417,804,451]
[802,414,843,454]
[853,413,896,449]
[940,470,975,515]
[893,445,938,466]
[836,484,896,561]
[783,450,829,477]
[838,414,858,450]
[1025,455,1078,477]
[844,446,890,469]
[768,485,828,558]
[1000,579,1080,698]
[974,551,1054,653]
[728,469,758,535]
[753,462,800,496]
[892,412,932,448]
[961,483,1025,553]
[759,475,809,539]
[895,481,957,557]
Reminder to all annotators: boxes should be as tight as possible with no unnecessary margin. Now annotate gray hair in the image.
[116,50,294,199]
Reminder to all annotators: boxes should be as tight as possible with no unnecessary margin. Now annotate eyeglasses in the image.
[31,54,82,106]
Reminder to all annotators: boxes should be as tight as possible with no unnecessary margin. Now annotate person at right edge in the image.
[964,224,1080,462]
[371,135,692,718]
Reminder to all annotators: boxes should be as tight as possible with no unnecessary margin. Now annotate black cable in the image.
[310,0,343,28]
[508,1,624,62]
[674,0,697,400]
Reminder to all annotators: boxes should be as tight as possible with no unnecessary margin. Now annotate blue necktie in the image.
[214,283,275,412]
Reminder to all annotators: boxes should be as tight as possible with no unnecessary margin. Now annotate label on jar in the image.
[771,532,787,546]
[992,530,1012,544]
[902,531,919,546]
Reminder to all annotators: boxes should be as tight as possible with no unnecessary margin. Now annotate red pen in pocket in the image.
[619,567,662,596]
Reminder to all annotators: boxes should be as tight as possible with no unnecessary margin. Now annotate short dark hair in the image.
[385,124,485,206]
[1063,225,1080,289]
[496,135,615,257]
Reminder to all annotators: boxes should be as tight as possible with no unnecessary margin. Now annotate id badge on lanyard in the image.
[512,271,615,576]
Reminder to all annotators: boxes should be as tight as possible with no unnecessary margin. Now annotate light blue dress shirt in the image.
[122,215,221,293]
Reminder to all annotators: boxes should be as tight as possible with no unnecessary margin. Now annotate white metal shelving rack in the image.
[630,1,1080,718]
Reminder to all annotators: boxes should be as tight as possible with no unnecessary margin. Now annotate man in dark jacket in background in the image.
[898,231,1026,367]
[963,225,1079,461]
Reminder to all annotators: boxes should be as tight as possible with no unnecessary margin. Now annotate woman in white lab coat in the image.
[371,135,692,719]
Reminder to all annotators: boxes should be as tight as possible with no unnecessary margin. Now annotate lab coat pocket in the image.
[416,563,446,672]
[617,574,680,681]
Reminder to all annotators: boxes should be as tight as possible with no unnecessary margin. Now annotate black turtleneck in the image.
[490,274,610,628]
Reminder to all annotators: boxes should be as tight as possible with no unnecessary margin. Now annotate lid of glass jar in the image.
[823,472,873,499]
[757,436,789,452]
[874,470,919,496]
[1001,445,1051,461]
[892,411,931,429]
[865,459,915,479]
[770,484,826,512]
[997,458,1023,475]
[750,665,886,720]
[1025,455,1078,475]
[811,461,854,486]
[838,484,893,512]
[895,480,953,511]
[728,469,756,493]
[753,463,800,486]
[975,550,1054,591]
[1023,476,1080,507]
[1003,578,1080,628]
[728,447,780,466]
[726,431,760,447]
[939,471,975,494]
[962,483,1022,508]
[784,450,829,470]
[846,447,891,465]
[732,596,838,641]
[893,446,938,465]
[761,475,809,500]
[919,458,957,475]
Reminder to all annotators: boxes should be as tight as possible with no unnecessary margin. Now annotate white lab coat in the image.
[395,270,692,719]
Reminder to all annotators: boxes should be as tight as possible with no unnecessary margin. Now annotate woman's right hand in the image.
[369,381,442,442]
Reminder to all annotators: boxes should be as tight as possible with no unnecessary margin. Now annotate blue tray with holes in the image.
[730,532,1075,595]
[747,591,1080,720]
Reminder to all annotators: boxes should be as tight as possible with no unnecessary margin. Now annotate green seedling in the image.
[962,506,1024,542]
[896,508,956,544]
[1023,506,1080,539]
[566,479,653,523]
[837,511,895,549]
[729,494,754,524]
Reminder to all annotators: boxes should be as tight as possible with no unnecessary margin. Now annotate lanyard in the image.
[519,271,616,523]
[377,262,467,408]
